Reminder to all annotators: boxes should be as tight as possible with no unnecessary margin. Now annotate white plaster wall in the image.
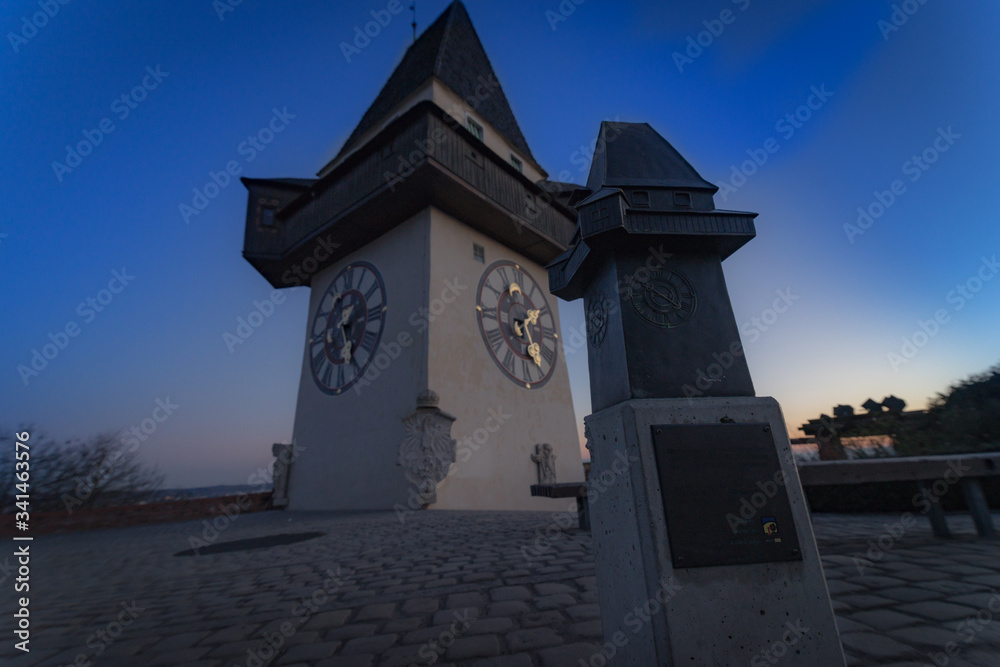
[287,210,430,510]
[426,207,585,511]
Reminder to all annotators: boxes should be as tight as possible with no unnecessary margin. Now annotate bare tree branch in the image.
[1,428,164,514]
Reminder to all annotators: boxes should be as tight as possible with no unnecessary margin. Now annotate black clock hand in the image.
[643,281,681,309]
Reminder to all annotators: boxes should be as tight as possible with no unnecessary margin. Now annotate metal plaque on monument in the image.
[548,121,845,665]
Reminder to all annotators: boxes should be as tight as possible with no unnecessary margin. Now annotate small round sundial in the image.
[627,269,697,328]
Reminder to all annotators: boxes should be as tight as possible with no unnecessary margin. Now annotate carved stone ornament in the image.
[271,443,293,508]
[531,443,557,484]
[398,389,457,505]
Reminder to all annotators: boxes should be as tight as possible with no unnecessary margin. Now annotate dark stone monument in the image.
[548,121,845,665]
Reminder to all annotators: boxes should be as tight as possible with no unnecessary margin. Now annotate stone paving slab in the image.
[0,509,997,666]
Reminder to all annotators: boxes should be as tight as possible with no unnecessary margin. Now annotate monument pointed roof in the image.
[331,1,534,165]
[585,121,717,192]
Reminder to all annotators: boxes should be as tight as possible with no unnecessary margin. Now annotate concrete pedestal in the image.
[585,397,845,666]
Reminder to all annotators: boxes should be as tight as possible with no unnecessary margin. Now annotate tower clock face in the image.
[308,261,387,395]
[627,268,696,328]
[475,260,558,389]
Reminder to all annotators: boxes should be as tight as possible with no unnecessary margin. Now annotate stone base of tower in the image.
[585,397,845,666]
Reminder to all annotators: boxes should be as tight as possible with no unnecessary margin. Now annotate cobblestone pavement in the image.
[1,509,997,666]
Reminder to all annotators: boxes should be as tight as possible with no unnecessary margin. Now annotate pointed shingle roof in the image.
[330,1,534,165]
[586,122,717,192]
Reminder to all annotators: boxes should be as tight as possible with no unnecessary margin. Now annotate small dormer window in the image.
[473,243,485,263]
[633,191,650,208]
[674,192,692,208]
[510,154,523,173]
[261,207,276,227]
[466,116,484,142]
[258,199,279,228]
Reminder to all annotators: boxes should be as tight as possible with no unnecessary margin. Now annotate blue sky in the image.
[2,0,999,487]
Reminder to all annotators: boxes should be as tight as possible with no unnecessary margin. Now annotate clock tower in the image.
[239,2,584,510]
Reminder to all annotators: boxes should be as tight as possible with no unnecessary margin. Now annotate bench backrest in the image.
[796,453,1000,486]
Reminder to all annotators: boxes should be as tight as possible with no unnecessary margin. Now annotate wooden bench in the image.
[532,453,999,538]
[797,453,1000,539]
[530,483,590,531]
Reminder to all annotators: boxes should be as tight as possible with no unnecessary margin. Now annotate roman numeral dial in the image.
[309,261,387,395]
[475,259,558,389]
[627,268,696,328]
